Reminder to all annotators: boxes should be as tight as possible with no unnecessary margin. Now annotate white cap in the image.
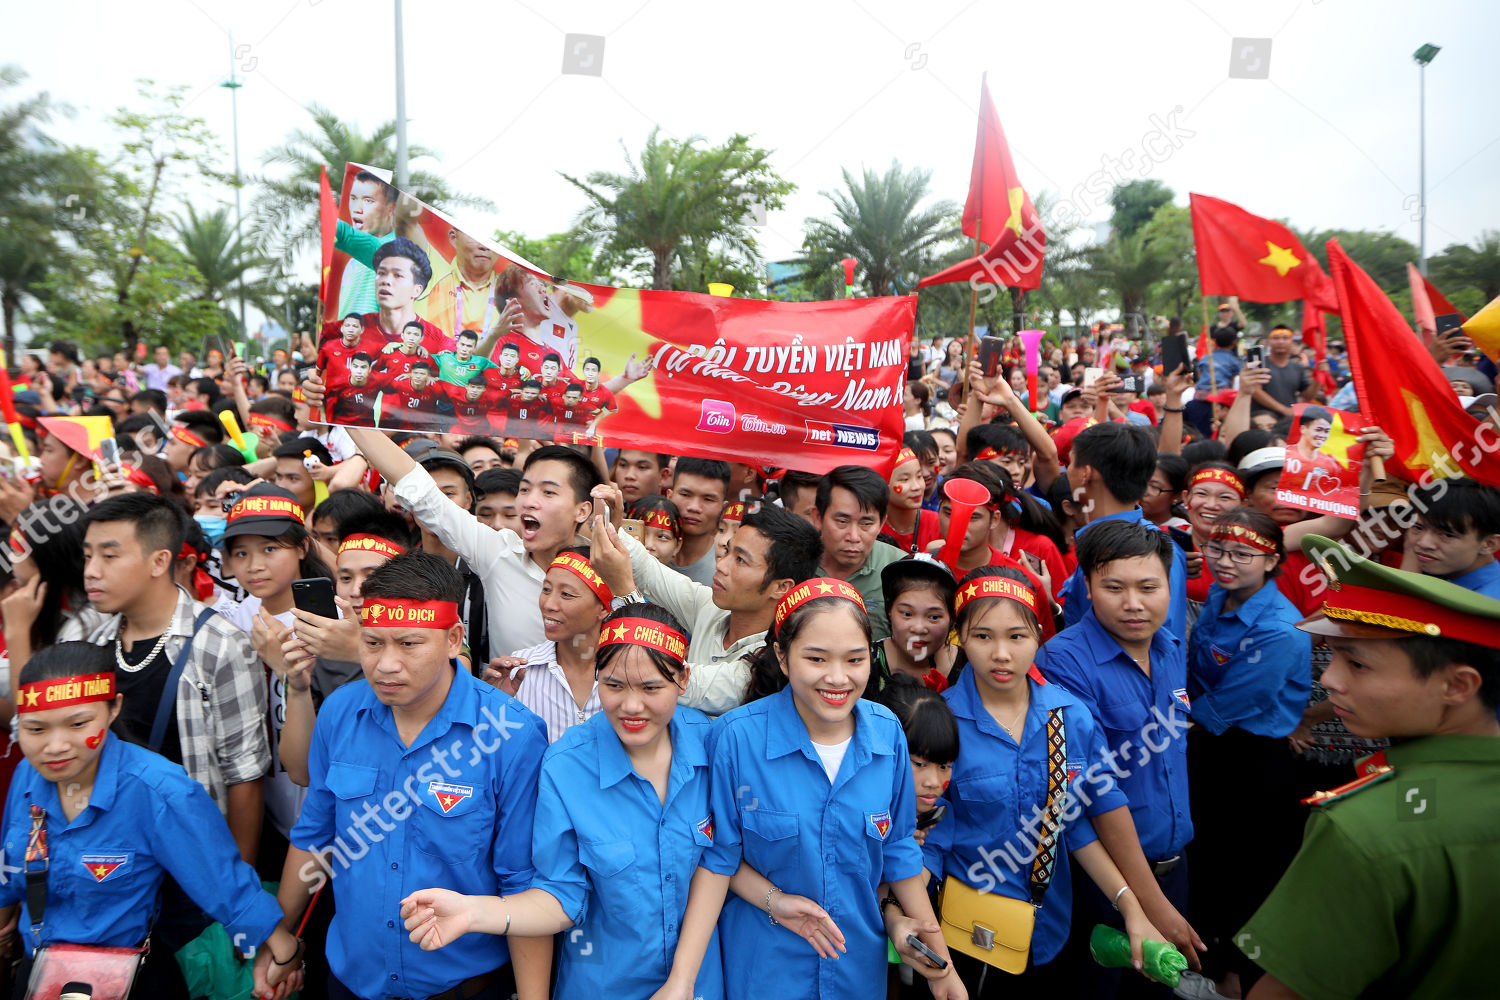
[1237,447,1286,477]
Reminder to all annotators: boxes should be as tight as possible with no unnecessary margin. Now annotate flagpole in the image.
[959,219,982,407]
[1202,298,1217,392]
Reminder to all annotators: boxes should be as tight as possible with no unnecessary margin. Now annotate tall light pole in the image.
[1414,43,1440,276]
[222,34,247,339]
[394,0,409,189]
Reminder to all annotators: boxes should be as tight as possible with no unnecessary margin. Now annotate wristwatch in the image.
[611,590,646,610]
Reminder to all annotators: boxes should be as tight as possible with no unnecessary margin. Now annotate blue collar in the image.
[1075,607,1178,668]
[1075,507,1145,538]
[596,711,709,790]
[1211,579,1282,623]
[358,660,477,753]
[947,668,1060,743]
[763,687,890,766]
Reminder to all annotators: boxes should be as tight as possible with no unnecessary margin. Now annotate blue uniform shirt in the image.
[1186,582,1312,738]
[1062,509,1189,641]
[1449,559,1500,600]
[932,670,1130,965]
[1194,349,1242,393]
[1036,609,1193,858]
[704,688,923,1000]
[532,709,724,1000]
[290,666,548,1000]
[0,737,281,958]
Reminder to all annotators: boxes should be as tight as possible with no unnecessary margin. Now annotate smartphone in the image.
[620,518,644,541]
[916,802,948,830]
[1112,374,1144,394]
[291,577,339,620]
[1244,345,1266,368]
[1161,333,1190,376]
[1169,526,1195,552]
[1435,313,1463,337]
[977,336,1005,378]
[906,934,949,971]
[99,437,120,468]
[1083,367,1104,389]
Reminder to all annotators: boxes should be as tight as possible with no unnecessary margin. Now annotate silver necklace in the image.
[115,625,170,674]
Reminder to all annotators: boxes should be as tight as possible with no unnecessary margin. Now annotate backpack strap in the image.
[149,607,218,753]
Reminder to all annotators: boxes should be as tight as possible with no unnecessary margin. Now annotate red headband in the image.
[893,447,918,469]
[170,425,207,449]
[17,672,116,714]
[117,463,158,495]
[1211,524,1278,554]
[550,551,613,606]
[721,502,746,524]
[360,598,460,629]
[775,577,865,628]
[955,575,1038,615]
[1189,467,1245,497]
[248,413,295,434]
[598,617,688,661]
[227,495,304,523]
[643,509,678,533]
[339,534,407,560]
[976,447,1024,463]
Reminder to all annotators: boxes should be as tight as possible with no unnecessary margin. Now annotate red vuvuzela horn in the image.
[939,477,992,571]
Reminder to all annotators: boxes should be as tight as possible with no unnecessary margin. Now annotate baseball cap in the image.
[222,483,306,543]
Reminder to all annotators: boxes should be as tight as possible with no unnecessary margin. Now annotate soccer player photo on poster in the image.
[1276,403,1369,520]
[314,163,915,474]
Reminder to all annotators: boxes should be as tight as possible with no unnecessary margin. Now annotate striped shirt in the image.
[511,640,602,744]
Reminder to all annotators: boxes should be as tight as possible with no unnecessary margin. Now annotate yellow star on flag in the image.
[816,581,836,595]
[1003,186,1026,237]
[961,583,979,601]
[610,624,629,642]
[94,865,109,878]
[1400,388,1453,473]
[1259,241,1302,277]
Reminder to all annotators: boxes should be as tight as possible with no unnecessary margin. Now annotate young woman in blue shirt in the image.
[929,567,1164,998]
[399,603,726,1000]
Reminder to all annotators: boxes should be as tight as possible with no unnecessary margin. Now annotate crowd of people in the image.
[0,310,1494,1000]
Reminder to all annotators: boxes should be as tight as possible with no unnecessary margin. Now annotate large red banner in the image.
[318,163,913,473]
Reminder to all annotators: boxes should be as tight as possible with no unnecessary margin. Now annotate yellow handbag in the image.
[938,876,1037,974]
[937,707,1070,973]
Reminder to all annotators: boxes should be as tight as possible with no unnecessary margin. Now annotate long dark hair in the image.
[878,675,959,765]
[742,593,872,703]
[9,497,89,650]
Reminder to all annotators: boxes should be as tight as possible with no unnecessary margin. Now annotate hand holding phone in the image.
[905,934,949,970]
[291,577,339,620]
[978,336,1004,378]
[1244,345,1266,368]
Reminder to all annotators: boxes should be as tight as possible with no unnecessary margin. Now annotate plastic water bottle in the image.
[1088,924,1189,987]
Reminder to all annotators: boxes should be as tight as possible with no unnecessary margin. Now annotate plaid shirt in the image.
[59,587,270,813]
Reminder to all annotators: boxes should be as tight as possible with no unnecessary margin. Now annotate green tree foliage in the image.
[562,128,793,291]
[1108,179,1173,238]
[1431,229,1500,311]
[493,229,601,285]
[174,203,282,335]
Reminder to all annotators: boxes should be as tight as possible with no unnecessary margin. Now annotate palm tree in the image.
[252,103,492,264]
[1089,229,1174,337]
[1434,229,1500,303]
[174,204,282,333]
[561,128,793,290]
[799,161,958,297]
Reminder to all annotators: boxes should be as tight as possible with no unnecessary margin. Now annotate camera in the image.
[220,490,245,514]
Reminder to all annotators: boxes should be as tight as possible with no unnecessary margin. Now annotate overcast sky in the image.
[7,0,1497,292]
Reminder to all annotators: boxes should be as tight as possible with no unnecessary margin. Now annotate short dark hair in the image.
[342,311,363,323]
[1181,438,1228,468]
[967,423,1029,459]
[19,641,114,689]
[361,551,464,605]
[129,389,168,415]
[456,329,479,343]
[475,467,521,500]
[457,435,504,458]
[1076,518,1174,578]
[176,411,224,445]
[189,377,221,404]
[1212,328,1238,349]
[1405,636,1500,711]
[878,675,960,764]
[273,437,333,466]
[1070,423,1156,504]
[196,466,255,498]
[114,414,157,439]
[312,489,384,535]
[1410,478,1500,538]
[815,464,889,520]
[777,470,823,506]
[352,169,396,205]
[542,352,561,366]
[411,360,437,374]
[582,357,601,370]
[674,457,732,492]
[47,340,80,364]
[742,504,822,591]
[373,237,433,293]
[1154,453,1190,494]
[191,443,246,474]
[83,492,187,558]
[421,453,477,507]
[402,320,424,334]
[903,429,938,465]
[523,444,603,503]
[338,509,417,551]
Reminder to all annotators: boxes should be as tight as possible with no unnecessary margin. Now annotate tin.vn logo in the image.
[697,399,736,433]
[740,414,787,435]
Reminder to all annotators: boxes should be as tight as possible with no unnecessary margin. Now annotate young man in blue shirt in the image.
[1062,422,1190,640]
[1038,519,1205,996]
[1399,478,1500,599]
[259,552,550,1000]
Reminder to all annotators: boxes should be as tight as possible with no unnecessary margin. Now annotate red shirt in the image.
[375,349,432,381]
[326,371,391,425]
[489,338,576,385]
[1010,528,1068,601]
[361,313,454,357]
[318,338,375,385]
[444,384,507,436]
[505,394,552,440]
[378,378,446,431]
[882,509,941,555]
[552,398,604,442]
[578,383,616,413]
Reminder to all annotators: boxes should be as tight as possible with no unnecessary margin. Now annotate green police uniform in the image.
[1237,535,1500,999]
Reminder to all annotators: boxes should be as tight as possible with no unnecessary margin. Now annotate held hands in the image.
[769,890,846,960]
[886,914,946,980]
[250,927,304,1000]
[400,887,477,951]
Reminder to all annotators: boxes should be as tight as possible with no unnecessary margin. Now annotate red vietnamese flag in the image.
[1190,193,1337,311]
[319,165,337,313]
[918,79,1043,290]
[1327,240,1500,489]
[1406,262,1466,343]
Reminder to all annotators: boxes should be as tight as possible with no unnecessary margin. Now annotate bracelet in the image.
[1163,405,1185,413]
[502,913,511,936]
[270,937,303,967]
[882,893,902,913]
[765,886,781,925]
[1111,884,1132,910]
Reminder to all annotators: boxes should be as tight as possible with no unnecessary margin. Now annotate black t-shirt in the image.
[112,635,183,765]
[1255,358,1312,413]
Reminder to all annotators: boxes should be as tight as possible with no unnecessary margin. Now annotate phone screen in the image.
[1083,367,1104,388]
[1245,345,1266,367]
[291,577,339,620]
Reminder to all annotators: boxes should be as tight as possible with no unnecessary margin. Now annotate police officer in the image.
[258,552,550,1000]
[1238,534,1500,999]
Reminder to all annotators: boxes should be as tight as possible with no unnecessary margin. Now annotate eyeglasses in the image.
[1143,483,1168,497]
[1203,542,1266,566]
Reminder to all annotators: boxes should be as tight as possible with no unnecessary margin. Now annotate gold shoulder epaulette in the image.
[1301,763,1395,807]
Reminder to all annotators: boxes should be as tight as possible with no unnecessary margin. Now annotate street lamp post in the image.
[394,0,409,189]
[1414,43,1440,277]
